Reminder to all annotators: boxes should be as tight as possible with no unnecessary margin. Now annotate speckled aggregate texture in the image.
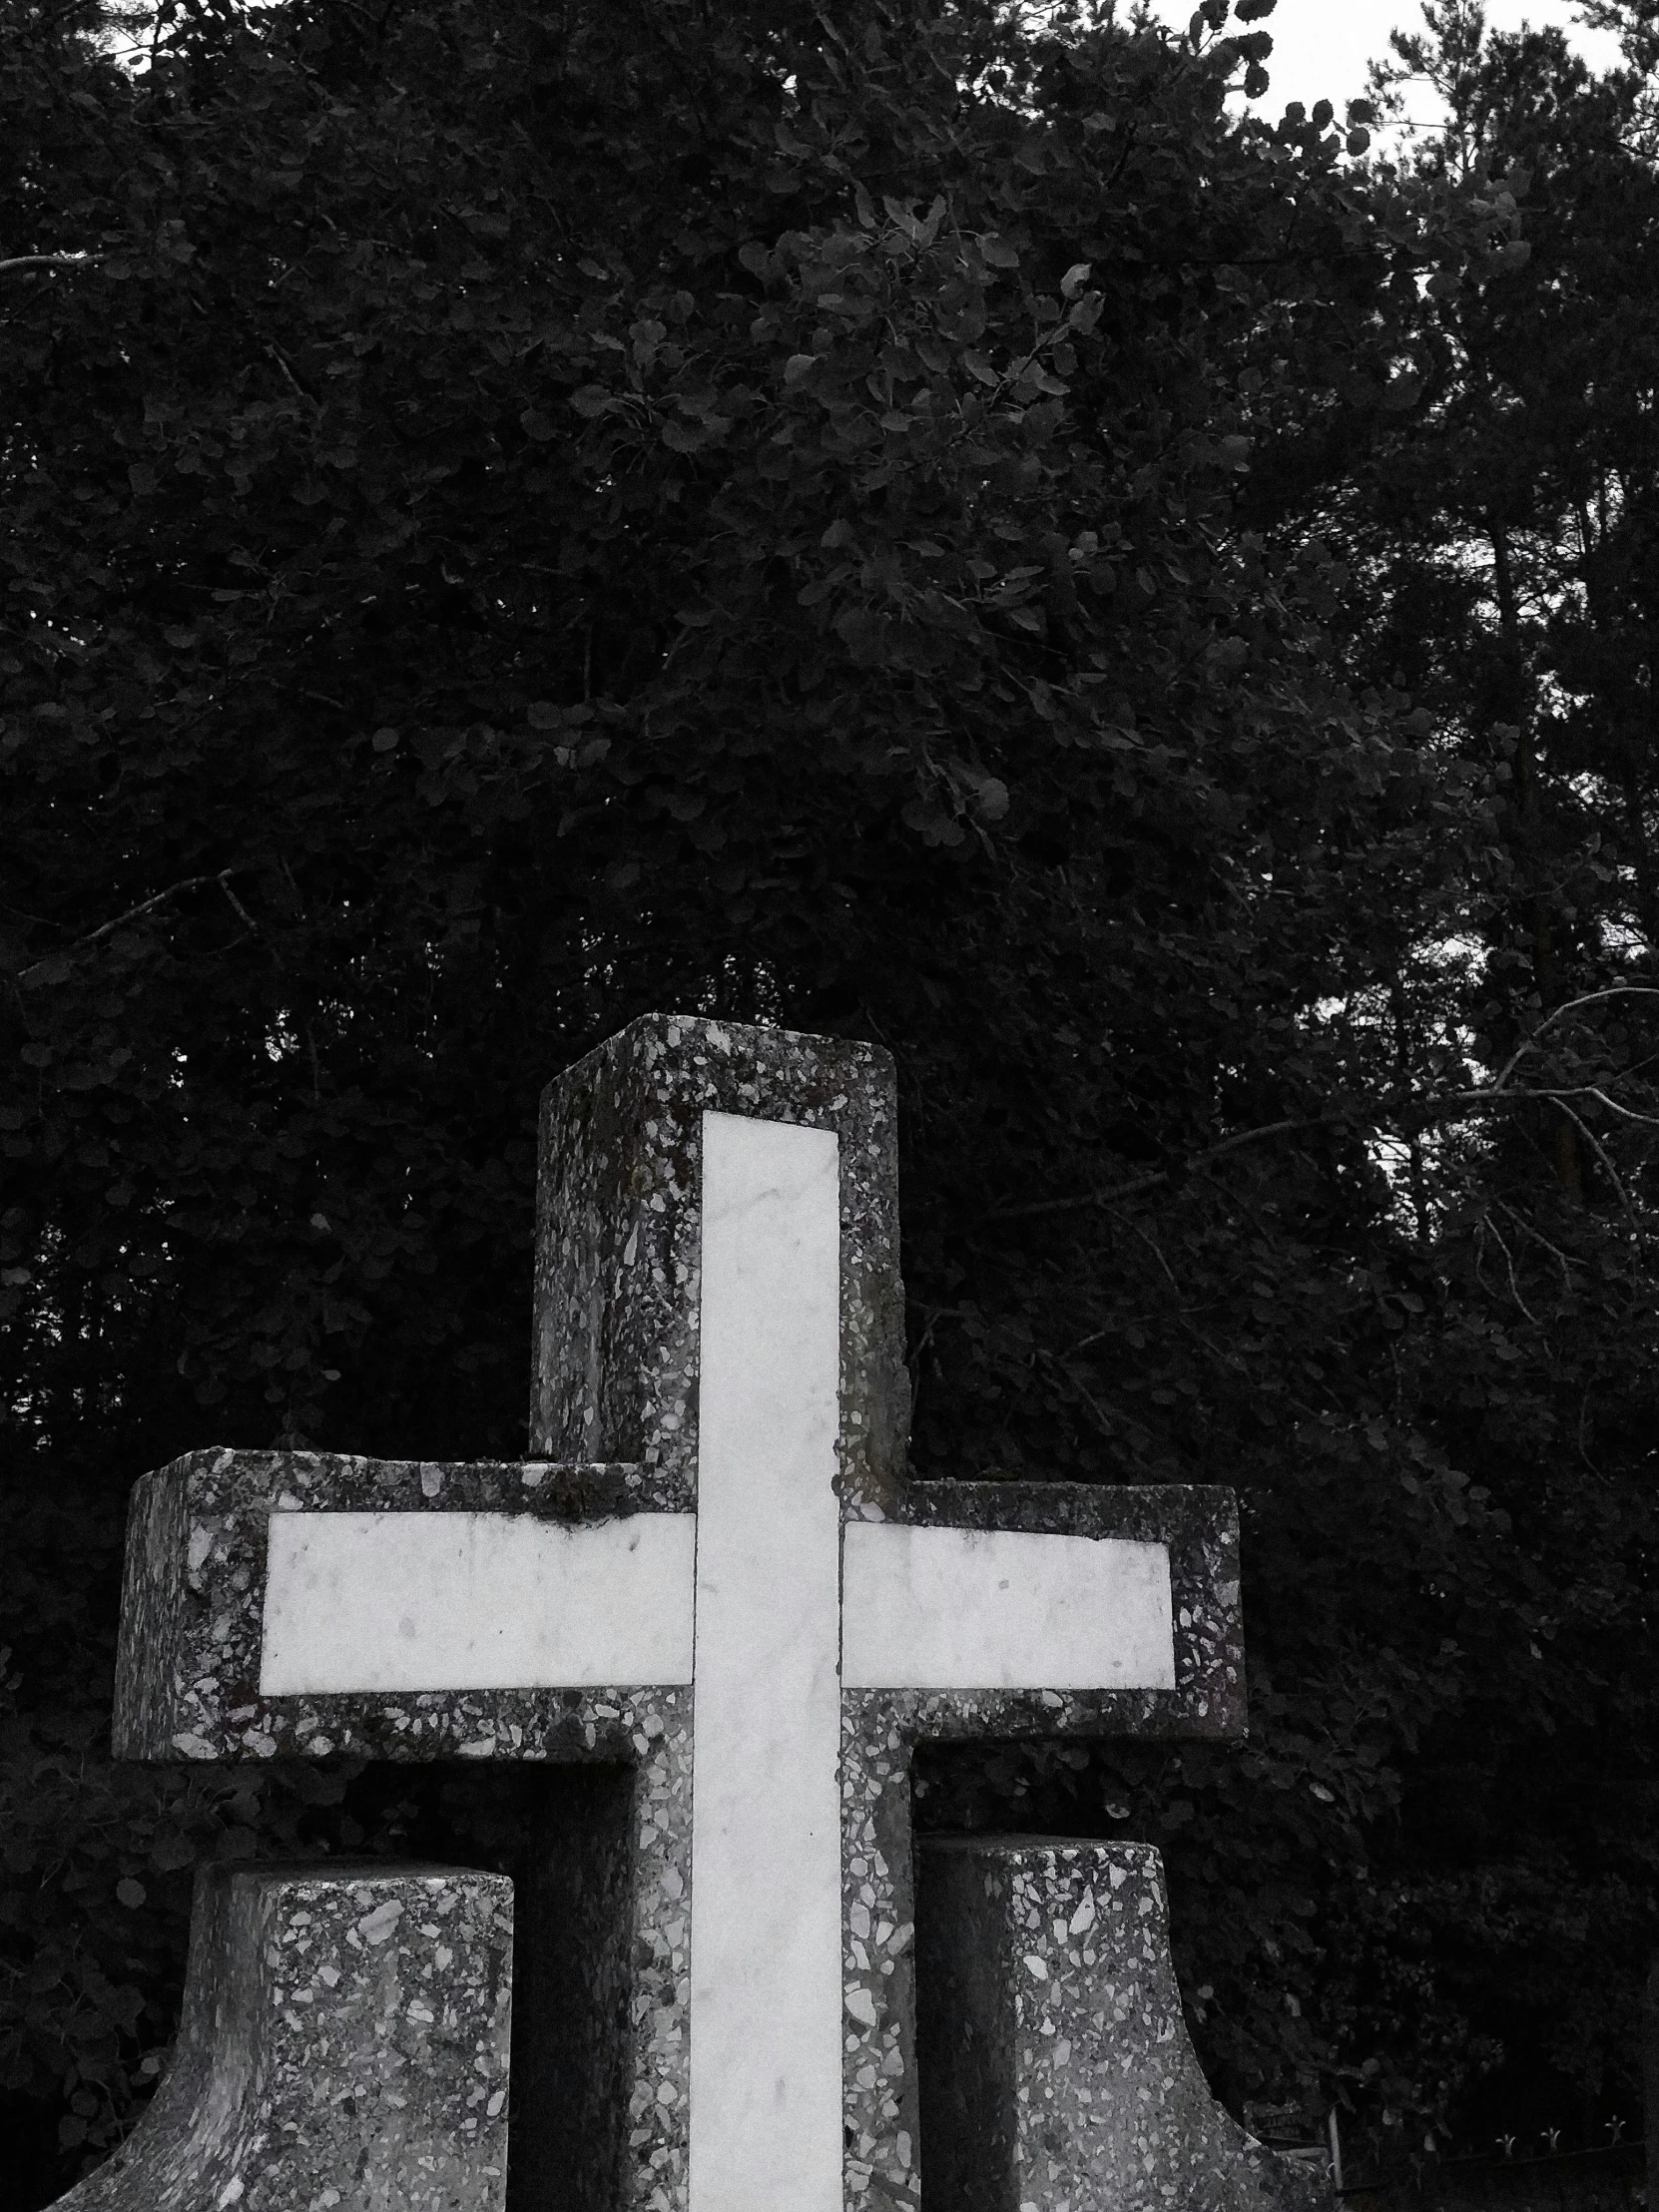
[530,1013,909,1515]
[55,1863,512,2212]
[104,1015,1270,2212]
[837,1484,1243,2210]
[916,1838,1330,2212]
[111,1451,696,2209]
[113,1450,690,1765]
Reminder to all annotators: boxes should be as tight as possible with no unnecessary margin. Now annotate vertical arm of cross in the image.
[530,1019,910,2212]
[532,1018,1252,2212]
[529,1013,909,1515]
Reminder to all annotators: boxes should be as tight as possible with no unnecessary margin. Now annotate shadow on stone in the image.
[504,1764,637,2212]
[916,1836,1331,2212]
[313,1757,641,2212]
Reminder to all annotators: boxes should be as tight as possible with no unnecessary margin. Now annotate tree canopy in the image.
[2,0,1656,2199]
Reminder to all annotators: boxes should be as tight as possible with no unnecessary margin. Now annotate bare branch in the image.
[218,877,260,935]
[1553,1099,1643,1242]
[1493,984,1659,1090]
[986,1114,1328,1221]
[0,252,101,279]
[1480,1210,1538,1327]
[986,1074,1659,1227]
[265,339,318,404]
[1492,1196,1577,1292]
[1035,1346,1123,1441]
[17,868,253,982]
[1408,1084,1659,1128]
[1580,1086,1659,1129]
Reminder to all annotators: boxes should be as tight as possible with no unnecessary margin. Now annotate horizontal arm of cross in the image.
[882,1477,1244,1722]
[114,1450,1244,1762]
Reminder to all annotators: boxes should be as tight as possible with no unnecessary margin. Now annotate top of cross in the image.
[530,1012,909,1518]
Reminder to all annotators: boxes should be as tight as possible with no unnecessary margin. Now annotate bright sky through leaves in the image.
[1145,0,1624,127]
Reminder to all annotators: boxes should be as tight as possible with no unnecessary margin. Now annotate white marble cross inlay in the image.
[257,1107,1177,2211]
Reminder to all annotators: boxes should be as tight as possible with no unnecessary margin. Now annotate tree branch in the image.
[0,252,101,279]
[987,1115,1331,1220]
[986,1065,1659,1224]
[1492,984,1659,1090]
[1552,1098,1642,1240]
[17,869,254,982]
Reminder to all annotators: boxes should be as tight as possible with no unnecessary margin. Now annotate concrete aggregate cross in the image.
[86,1015,1322,2211]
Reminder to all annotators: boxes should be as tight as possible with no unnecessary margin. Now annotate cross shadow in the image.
[266,1757,640,2212]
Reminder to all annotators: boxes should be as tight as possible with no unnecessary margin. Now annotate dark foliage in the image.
[2,0,1655,2198]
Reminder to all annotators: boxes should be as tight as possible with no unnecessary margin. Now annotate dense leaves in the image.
[2,0,1655,2198]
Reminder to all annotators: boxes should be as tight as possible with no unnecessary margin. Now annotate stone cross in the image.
[92,1016,1323,2211]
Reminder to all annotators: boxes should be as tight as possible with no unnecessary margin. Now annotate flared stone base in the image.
[918,1837,1330,2212]
[54,1863,513,2212]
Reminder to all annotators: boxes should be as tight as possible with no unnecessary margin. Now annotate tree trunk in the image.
[1490,519,1582,1200]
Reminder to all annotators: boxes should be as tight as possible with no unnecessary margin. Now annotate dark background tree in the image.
[1245,0,1659,2147]
[2,0,1654,2201]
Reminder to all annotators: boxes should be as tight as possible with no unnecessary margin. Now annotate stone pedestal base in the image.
[917,1837,1330,2212]
[55,1863,513,2212]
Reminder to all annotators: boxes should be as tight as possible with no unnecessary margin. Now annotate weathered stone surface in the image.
[112,1456,696,2206]
[917,1837,1329,2212]
[842,1521,1177,1690]
[113,1452,685,1765]
[837,1479,1243,2210]
[530,1012,909,1517]
[110,1455,1241,2212]
[261,1503,696,1695]
[101,1015,1267,2212]
[55,1863,512,2212]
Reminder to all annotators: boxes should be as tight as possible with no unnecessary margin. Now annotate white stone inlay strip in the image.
[259,1510,696,1694]
[689,1110,843,2212]
[839,1524,1177,1690]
